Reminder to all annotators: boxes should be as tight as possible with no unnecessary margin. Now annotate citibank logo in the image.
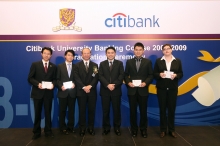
[105,13,160,28]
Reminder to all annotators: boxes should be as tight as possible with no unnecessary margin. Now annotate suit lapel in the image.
[70,64,74,78]
[170,60,176,71]
[47,62,52,73]
[111,60,117,71]
[80,61,87,73]
[40,61,46,73]
[138,58,145,72]
[62,63,69,78]
[88,61,93,74]
[105,60,110,71]
[160,59,167,71]
[131,59,137,72]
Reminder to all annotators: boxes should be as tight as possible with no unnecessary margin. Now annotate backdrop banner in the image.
[1,35,220,128]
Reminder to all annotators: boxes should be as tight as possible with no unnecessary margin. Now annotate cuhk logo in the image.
[60,8,75,27]
[52,8,82,32]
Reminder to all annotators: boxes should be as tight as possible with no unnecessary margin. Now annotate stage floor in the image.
[0,126,220,146]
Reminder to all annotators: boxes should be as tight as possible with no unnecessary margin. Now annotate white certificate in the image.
[132,80,141,87]
[42,81,52,89]
[164,71,174,79]
[63,81,73,89]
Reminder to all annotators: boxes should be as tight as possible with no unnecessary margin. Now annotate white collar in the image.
[65,61,72,65]
[42,59,49,64]
[108,59,114,63]
[161,55,176,61]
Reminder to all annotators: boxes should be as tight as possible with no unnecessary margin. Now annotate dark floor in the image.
[0,126,220,146]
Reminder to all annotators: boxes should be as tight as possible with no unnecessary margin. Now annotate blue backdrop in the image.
[1,40,220,128]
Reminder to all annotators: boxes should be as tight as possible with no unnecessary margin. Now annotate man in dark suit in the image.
[56,50,77,135]
[153,44,183,138]
[28,47,56,140]
[124,42,153,138]
[73,48,98,136]
[99,47,124,136]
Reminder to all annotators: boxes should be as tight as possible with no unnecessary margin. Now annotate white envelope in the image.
[164,71,174,79]
[63,81,73,89]
[42,81,52,89]
[132,80,141,87]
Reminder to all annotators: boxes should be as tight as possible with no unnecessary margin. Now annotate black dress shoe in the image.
[32,134,41,140]
[45,132,54,138]
[61,129,69,135]
[102,130,110,135]
[68,128,75,133]
[87,129,95,135]
[131,131,137,137]
[160,132,166,138]
[80,130,85,137]
[169,132,177,138]
[141,130,147,138]
[114,129,121,136]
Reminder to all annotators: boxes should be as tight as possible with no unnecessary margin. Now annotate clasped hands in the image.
[83,85,92,93]
[107,84,115,91]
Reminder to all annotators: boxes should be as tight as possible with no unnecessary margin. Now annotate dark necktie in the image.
[44,63,48,73]
[136,59,141,72]
[85,62,89,73]
[109,61,113,83]
[109,61,113,71]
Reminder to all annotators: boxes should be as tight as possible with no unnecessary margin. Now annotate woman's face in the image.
[162,45,172,56]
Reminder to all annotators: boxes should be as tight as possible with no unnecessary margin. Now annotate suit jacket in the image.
[73,60,98,97]
[124,58,153,96]
[153,57,183,90]
[56,62,76,98]
[28,60,56,99]
[99,59,124,96]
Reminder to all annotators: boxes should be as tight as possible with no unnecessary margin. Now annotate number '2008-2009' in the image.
[152,45,187,51]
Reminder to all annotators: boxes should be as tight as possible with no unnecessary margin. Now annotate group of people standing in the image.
[28,42,183,140]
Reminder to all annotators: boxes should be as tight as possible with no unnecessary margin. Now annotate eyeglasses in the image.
[162,48,171,51]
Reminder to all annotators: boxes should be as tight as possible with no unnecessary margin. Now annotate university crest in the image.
[52,8,82,32]
[60,8,75,27]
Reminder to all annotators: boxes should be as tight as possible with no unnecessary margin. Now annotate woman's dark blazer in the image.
[153,57,183,90]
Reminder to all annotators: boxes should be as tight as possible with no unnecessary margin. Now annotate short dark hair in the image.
[134,42,144,50]
[162,44,172,50]
[41,47,53,55]
[105,46,116,53]
[64,50,75,56]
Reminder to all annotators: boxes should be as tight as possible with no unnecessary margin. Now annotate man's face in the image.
[162,45,172,56]
[41,49,51,62]
[134,46,144,58]
[65,52,74,62]
[82,48,91,61]
[106,49,116,60]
